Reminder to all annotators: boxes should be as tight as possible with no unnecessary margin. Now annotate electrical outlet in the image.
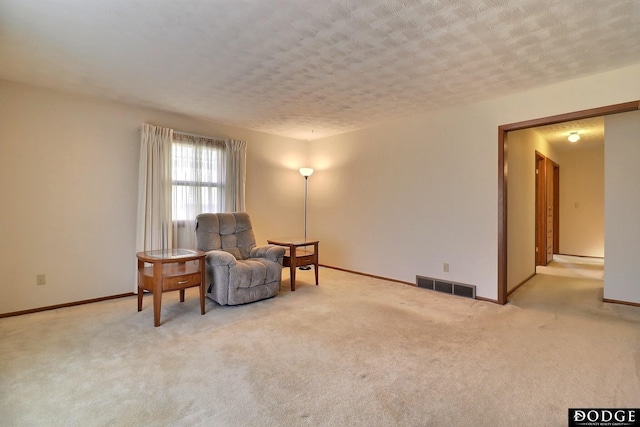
[443,263,449,273]
[36,274,46,286]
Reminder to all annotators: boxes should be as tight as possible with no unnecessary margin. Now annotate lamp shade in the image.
[299,167,314,177]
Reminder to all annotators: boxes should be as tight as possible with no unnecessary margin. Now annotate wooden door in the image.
[545,158,555,262]
[535,153,560,266]
[553,164,560,254]
[535,154,546,265]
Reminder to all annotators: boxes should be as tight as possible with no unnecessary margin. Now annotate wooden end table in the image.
[267,238,319,291]
[136,249,206,327]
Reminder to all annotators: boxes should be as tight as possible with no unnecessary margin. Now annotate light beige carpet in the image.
[536,255,604,280]
[1,267,639,426]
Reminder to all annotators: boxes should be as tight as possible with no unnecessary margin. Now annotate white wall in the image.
[506,129,558,292]
[310,63,640,301]
[310,107,498,295]
[604,110,640,304]
[0,80,303,314]
[557,145,605,257]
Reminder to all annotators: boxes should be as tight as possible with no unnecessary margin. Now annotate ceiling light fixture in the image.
[568,132,581,143]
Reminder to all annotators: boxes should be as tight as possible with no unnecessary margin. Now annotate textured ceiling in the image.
[534,117,604,151]
[1,0,639,140]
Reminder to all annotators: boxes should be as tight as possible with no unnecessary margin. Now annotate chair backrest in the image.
[195,212,257,260]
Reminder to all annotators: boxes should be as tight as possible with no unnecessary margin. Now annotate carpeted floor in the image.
[535,254,604,280]
[1,264,638,426]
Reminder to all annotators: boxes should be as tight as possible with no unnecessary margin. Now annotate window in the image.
[137,123,245,253]
[170,133,226,249]
[171,137,224,221]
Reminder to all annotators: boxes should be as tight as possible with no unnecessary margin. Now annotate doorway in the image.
[497,101,640,305]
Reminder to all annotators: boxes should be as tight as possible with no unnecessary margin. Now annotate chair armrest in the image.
[205,250,237,267]
[250,245,286,264]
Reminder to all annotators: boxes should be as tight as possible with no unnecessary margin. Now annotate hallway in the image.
[509,255,638,320]
[536,254,603,280]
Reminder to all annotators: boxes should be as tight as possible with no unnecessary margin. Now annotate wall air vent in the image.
[416,275,476,299]
[453,283,475,298]
[434,280,453,293]
[416,276,434,290]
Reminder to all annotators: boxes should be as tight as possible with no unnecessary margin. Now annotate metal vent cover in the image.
[434,280,453,293]
[453,283,476,299]
[416,276,434,290]
[416,275,476,299]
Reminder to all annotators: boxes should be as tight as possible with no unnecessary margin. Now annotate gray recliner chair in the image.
[195,212,285,305]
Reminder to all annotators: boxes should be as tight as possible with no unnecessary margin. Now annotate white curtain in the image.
[224,139,247,213]
[136,123,173,254]
[136,126,247,256]
[171,133,226,249]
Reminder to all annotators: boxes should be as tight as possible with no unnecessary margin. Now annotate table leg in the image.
[152,294,162,327]
[137,259,144,311]
[179,289,185,302]
[152,261,163,327]
[199,257,206,315]
[314,263,319,286]
[290,245,297,291]
[314,242,319,286]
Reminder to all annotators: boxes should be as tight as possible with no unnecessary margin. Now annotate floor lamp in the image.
[299,167,314,270]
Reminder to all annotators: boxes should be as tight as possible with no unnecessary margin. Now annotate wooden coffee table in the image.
[267,238,319,291]
[136,249,206,326]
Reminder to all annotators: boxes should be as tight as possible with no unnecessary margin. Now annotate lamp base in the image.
[299,265,312,271]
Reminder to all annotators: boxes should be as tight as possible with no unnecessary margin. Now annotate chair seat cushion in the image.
[224,257,281,305]
[232,259,265,289]
[230,258,281,289]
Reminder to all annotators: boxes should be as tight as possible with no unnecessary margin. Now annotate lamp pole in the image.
[303,174,309,242]
[299,168,314,270]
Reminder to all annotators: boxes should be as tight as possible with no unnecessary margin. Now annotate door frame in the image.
[497,100,640,305]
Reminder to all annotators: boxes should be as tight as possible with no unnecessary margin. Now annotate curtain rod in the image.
[173,129,225,142]
[139,123,225,142]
